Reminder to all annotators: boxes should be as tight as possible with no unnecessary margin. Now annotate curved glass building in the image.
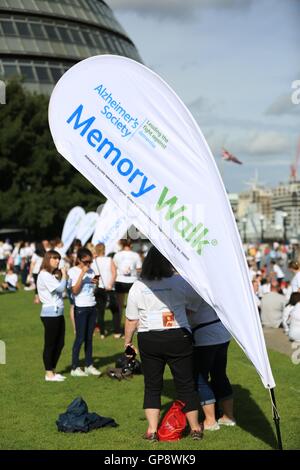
[0,0,142,93]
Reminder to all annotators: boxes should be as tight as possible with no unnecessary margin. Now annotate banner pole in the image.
[269,388,283,450]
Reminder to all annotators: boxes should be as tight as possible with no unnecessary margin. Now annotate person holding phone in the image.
[68,248,101,377]
[124,247,203,442]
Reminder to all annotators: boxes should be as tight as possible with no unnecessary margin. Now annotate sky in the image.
[106,0,300,193]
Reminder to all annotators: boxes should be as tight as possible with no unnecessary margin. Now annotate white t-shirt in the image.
[5,273,18,287]
[37,270,64,314]
[92,256,114,289]
[113,250,142,283]
[273,264,284,279]
[291,272,300,292]
[126,275,191,332]
[31,253,43,274]
[289,303,300,342]
[68,266,96,307]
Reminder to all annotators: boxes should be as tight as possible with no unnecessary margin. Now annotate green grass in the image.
[0,289,299,450]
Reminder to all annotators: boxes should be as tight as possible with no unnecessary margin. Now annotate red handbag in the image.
[157,400,187,441]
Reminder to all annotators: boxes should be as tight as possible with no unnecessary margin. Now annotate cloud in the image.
[106,0,253,19]
[233,131,291,156]
[266,90,300,116]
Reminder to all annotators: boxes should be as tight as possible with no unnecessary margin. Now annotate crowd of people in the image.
[246,242,300,342]
[1,236,300,441]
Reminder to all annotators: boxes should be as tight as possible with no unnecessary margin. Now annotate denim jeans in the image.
[72,306,97,369]
[193,341,232,406]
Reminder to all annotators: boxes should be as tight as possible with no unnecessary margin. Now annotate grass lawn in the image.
[0,289,299,450]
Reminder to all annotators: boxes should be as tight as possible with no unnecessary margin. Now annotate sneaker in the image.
[54,373,66,380]
[100,334,105,340]
[218,418,236,426]
[190,429,204,440]
[143,432,158,442]
[84,365,102,376]
[71,367,88,377]
[45,374,65,382]
[113,333,123,339]
[204,422,220,431]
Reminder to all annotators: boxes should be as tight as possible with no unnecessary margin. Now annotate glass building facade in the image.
[0,0,142,93]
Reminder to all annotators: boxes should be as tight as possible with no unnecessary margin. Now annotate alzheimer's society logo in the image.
[0,340,6,364]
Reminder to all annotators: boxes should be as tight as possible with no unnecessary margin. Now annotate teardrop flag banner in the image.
[76,211,99,246]
[92,199,130,254]
[61,206,85,254]
[49,55,275,388]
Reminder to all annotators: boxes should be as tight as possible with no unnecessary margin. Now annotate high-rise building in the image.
[0,0,142,94]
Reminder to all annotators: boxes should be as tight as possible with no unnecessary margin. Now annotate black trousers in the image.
[41,316,65,371]
[95,288,121,334]
[137,329,200,412]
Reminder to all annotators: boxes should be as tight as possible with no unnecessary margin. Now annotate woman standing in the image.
[92,243,120,338]
[68,248,101,377]
[37,250,67,382]
[124,247,203,441]
[289,261,300,293]
[113,239,142,335]
[188,297,235,431]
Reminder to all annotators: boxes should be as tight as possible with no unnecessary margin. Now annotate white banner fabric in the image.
[76,211,99,246]
[61,206,85,254]
[49,55,275,388]
[92,199,130,254]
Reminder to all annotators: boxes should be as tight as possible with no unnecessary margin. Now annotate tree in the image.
[0,81,105,239]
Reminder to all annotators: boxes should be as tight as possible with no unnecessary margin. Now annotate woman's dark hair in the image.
[77,248,93,261]
[35,242,45,258]
[141,246,173,280]
[40,250,61,273]
[287,292,300,306]
[119,239,132,249]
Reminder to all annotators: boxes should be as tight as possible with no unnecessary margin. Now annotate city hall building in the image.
[0,0,142,94]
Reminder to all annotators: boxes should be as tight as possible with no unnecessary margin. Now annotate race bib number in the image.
[148,310,178,330]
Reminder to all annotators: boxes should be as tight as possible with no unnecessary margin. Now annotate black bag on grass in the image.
[56,397,118,433]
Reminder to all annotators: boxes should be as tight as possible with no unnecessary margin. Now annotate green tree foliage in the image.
[0,81,105,239]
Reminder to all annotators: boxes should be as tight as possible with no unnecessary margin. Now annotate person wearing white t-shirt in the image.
[28,242,45,302]
[92,243,120,338]
[1,268,19,292]
[113,239,142,330]
[289,261,300,292]
[124,247,202,442]
[288,297,300,342]
[68,248,101,377]
[37,250,67,382]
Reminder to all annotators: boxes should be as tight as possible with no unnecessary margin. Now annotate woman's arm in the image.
[72,267,88,295]
[107,259,117,290]
[124,318,139,346]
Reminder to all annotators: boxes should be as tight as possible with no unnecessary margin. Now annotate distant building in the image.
[272,181,300,239]
[0,0,142,94]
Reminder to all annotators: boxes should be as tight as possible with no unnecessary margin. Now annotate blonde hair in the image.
[95,243,105,256]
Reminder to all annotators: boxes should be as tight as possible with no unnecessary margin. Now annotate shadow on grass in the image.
[160,379,277,449]
[59,353,123,374]
[232,384,277,449]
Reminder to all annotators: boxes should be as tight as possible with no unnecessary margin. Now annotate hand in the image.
[91,275,99,285]
[81,265,89,274]
[61,267,67,279]
[124,344,137,357]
